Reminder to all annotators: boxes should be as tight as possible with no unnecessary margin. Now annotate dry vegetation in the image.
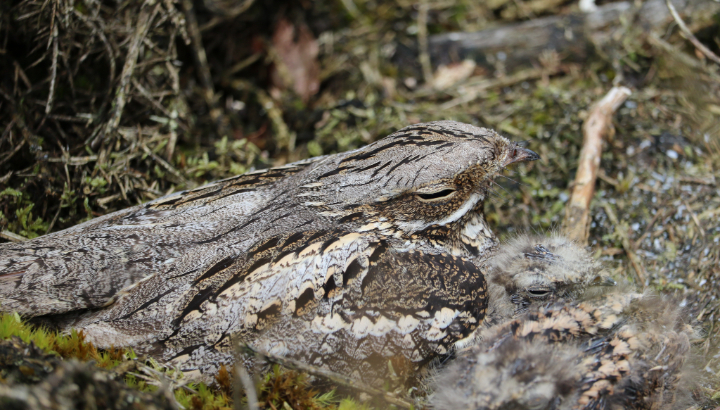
[1,0,720,408]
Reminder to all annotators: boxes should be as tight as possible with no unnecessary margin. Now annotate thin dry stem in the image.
[234,365,259,410]
[45,24,58,114]
[561,86,630,244]
[665,0,720,66]
[417,0,433,84]
[92,4,156,149]
[601,202,647,284]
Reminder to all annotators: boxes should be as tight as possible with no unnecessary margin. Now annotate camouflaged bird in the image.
[0,121,539,384]
[431,249,697,410]
[479,234,615,331]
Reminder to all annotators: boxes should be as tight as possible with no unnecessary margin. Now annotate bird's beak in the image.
[503,144,540,167]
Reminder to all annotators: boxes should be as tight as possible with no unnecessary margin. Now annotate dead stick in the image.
[417,0,432,84]
[234,365,259,410]
[665,0,720,66]
[45,25,58,114]
[91,5,155,149]
[561,86,631,244]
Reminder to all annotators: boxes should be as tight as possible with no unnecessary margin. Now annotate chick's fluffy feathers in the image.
[432,286,698,410]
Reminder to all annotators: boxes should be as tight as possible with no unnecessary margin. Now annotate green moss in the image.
[0,313,129,368]
[0,313,381,409]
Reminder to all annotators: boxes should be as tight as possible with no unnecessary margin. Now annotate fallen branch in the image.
[429,0,720,71]
[561,86,630,244]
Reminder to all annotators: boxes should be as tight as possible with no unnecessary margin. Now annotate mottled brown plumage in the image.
[0,121,538,384]
[481,234,614,330]
[431,244,696,410]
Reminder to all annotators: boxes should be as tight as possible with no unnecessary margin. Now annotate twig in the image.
[132,78,174,119]
[0,171,12,185]
[665,0,720,66]
[91,4,156,149]
[222,53,262,78]
[561,86,631,244]
[45,24,58,114]
[0,138,25,166]
[234,364,259,410]
[601,202,648,285]
[682,199,706,238]
[633,206,667,248]
[45,204,62,234]
[417,0,433,84]
[242,345,415,409]
[439,65,564,110]
[0,231,28,242]
[13,60,31,91]
[47,155,98,165]
[140,144,189,186]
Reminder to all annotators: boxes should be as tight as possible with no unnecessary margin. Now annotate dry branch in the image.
[429,0,720,71]
[91,4,156,149]
[45,24,58,114]
[561,86,630,244]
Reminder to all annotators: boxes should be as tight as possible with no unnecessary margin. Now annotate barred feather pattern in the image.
[0,121,540,384]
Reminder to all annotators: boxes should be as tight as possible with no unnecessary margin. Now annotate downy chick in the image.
[431,236,698,410]
[480,233,614,330]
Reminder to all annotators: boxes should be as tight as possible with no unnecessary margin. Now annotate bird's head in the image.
[486,234,615,317]
[298,121,538,255]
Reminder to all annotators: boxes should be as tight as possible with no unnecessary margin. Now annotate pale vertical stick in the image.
[417,0,433,84]
[561,86,631,244]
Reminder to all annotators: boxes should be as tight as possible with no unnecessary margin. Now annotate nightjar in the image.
[0,121,539,384]
[480,234,615,331]
[431,239,697,410]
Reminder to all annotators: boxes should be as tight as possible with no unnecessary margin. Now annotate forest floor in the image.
[1,0,720,409]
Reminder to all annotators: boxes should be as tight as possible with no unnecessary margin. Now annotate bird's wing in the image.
[270,246,489,385]
[0,159,319,316]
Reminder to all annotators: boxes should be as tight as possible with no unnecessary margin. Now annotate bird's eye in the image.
[591,275,616,286]
[416,188,456,202]
[526,288,551,298]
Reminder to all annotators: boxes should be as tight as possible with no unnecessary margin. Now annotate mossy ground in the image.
[0,313,379,409]
[1,0,720,408]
